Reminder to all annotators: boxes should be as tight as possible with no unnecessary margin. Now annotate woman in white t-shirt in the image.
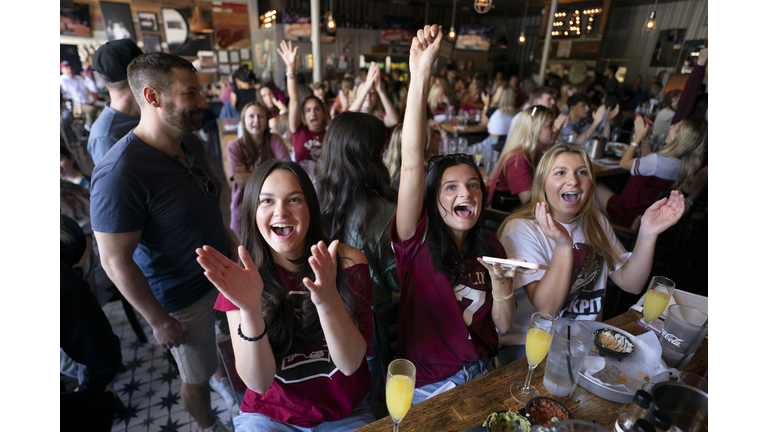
[494,144,685,365]
[481,84,517,140]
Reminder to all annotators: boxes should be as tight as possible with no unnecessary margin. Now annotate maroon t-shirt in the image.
[487,153,534,206]
[390,209,504,388]
[214,263,373,428]
[291,126,326,162]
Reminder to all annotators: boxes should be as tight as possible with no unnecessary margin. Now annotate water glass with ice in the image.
[543,319,593,397]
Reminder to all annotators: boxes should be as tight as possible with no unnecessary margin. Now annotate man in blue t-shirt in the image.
[87,39,143,166]
[91,53,235,432]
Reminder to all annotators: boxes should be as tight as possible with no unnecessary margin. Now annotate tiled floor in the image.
[104,301,238,432]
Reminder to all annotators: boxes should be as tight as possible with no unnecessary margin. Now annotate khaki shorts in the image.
[169,288,219,385]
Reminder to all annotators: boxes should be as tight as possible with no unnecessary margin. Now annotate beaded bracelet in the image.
[237,323,268,342]
[492,291,515,302]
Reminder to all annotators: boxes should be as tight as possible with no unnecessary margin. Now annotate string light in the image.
[449,0,457,40]
[642,0,659,35]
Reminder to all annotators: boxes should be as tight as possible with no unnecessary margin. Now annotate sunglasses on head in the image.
[427,153,476,173]
[189,165,218,196]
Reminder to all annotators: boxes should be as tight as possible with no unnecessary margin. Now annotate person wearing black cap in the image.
[87,39,143,166]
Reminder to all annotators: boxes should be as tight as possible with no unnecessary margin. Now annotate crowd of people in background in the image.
[60,28,707,432]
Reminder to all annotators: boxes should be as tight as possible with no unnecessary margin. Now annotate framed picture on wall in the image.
[142,33,162,53]
[239,47,250,61]
[650,28,687,67]
[100,1,136,42]
[218,64,231,75]
[218,50,229,64]
[340,37,353,54]
[229,50,240,64]
[137,12,158,32]
[60,3,91,36]
[162,8,213,56]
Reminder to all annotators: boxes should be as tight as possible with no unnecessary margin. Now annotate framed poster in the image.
[137,12,158,32]
[218,50,229,64]
[60,3,91,36]
[142,33,162,53]
[239,47,250,61]
[340,37,353,54]
[100,1,136,42]
[162,8,213,56]
[218,64,231,74]
[650,28,687,67]
[229,50,240,64]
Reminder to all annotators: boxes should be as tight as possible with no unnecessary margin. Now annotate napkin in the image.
[591,158,620,167]
[580,331,674,394]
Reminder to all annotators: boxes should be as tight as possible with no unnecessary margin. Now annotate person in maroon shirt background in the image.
[276,40,328,165]
[392,24,533,406]
[196,159,375,431]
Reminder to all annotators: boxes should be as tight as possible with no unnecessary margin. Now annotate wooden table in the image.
[355,310,707,432]
[593,163,628,178]
[441,123,488,135]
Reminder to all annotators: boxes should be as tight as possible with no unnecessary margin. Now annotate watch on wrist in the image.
[286,71,295,79]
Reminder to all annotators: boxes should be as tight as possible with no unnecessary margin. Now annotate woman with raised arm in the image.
[347,63,401,127]
[495,144,684,365]
[276,41,327,165]
[196,160,375,431]
[392,24,527,405]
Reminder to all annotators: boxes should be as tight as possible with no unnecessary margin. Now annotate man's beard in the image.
[164,101,204,133]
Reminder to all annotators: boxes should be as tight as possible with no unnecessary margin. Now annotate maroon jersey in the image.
[291,126,325,162]
[390,209,504,388]
[214,263,373,428]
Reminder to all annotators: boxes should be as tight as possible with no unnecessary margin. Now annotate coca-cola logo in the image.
[662,329,684,347]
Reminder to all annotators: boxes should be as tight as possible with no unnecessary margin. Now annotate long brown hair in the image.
[240,160,360,358]
[498,144,623,271]
[239,102,275,167]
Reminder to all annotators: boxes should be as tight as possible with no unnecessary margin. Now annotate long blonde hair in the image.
[384,123,430,186]
[492,84,517,116]
[427,83,447,113]
[656,117,707,193]
[493,105,552,180]
[498,144,623,271]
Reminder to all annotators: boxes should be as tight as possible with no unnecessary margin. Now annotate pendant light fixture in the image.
[448,0,457,40]
[326,0,336,33]
[188,1,213,33]
[474,0,492,14]
[518,0,530,44]
[642,0,659,35]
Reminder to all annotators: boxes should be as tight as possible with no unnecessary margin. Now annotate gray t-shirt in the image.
[87,101,140,166]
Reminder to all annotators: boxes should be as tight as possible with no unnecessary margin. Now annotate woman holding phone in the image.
[392,24,529,405]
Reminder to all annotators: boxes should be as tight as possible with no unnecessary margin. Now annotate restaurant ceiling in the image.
[364,0,703,17]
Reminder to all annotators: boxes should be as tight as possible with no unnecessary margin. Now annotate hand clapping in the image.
[302,240,341,308]
[639,190,685,236]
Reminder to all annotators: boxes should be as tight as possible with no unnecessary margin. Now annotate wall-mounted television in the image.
[379,16,420,46]
[455,24,493,51]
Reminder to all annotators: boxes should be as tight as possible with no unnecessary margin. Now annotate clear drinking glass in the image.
[641,276,675,327]
[510,312,556,404]
[386,359,416,432]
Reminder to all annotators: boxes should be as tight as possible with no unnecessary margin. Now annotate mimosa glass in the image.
[510,312,556,404]
[641,276,675,326]
[386,359,416,432]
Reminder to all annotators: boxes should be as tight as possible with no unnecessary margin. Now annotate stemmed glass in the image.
[641,276,675,327]
[386,359,416,432]
[510,312,556,404]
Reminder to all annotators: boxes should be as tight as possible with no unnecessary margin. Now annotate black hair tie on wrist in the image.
[237,323,268,342]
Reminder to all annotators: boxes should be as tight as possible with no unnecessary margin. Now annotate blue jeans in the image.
[411,359,493,405]
[497,344,526,367]
[232,400,376,432]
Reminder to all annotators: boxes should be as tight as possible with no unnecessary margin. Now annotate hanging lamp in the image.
[642,0,659,35]
[474,0,493,14]
[448,0,457,40]
[518,0,530,44]
[326,0,336,33]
